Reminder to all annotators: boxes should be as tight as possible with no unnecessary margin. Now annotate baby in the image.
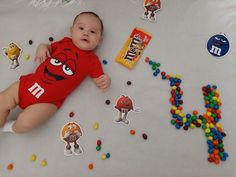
[0,12,111,133]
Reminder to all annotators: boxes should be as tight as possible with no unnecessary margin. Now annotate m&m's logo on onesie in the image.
[207,34,230,57]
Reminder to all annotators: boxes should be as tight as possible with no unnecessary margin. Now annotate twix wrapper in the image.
[115,28,152,69]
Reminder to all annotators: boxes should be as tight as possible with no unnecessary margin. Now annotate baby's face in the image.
[70,13,102,51]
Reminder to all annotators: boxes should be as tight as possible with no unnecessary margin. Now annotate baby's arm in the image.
[93,74,111,91]
[35,43,51,63]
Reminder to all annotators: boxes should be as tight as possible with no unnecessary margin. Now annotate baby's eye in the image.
[79,27,84,30]
[90,30,96,34]
[50,58,62,66]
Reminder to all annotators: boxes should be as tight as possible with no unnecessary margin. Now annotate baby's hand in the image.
[34,44,51,63]
[93,74,111,91]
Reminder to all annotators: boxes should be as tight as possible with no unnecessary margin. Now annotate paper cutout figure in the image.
[143,0,161,22]
[2,42,22,69]
[60,122,83,156]
[207,33,230,57]
[114,95,139,125]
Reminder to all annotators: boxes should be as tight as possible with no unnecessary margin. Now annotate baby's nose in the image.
[83,30,89,36]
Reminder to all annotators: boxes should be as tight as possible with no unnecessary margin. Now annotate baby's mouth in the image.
[82,38,89,43]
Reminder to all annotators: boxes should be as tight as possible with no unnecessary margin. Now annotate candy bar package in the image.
[115,28,152,69]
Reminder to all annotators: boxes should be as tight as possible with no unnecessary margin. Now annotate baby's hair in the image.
[73,11,104,35]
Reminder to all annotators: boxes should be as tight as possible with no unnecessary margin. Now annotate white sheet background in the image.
[0,0,236,177]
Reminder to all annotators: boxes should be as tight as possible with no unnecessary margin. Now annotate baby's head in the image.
[70,12,103,51]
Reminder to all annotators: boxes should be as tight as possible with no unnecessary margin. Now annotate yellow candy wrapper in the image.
[115,28,152,69]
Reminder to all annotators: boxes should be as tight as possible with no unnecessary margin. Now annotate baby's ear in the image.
[98,36,103,45]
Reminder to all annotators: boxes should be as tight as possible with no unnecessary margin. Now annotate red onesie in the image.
[19,37,104,109]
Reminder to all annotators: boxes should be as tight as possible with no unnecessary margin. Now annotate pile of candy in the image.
[145,57,228,164]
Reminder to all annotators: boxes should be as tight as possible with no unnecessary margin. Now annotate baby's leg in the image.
[0,81,19,127]
[12,103,57,133]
